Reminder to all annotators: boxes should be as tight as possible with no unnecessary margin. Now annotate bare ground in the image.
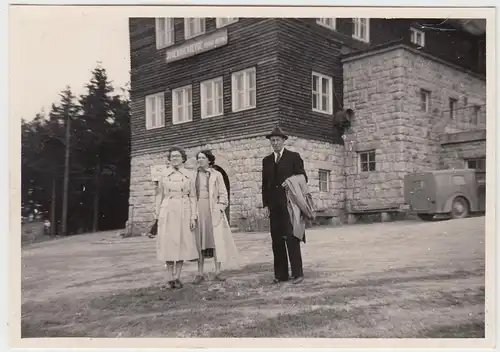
[21,217,485,338]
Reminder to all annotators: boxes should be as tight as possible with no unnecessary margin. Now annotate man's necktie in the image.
[276,152,281,164]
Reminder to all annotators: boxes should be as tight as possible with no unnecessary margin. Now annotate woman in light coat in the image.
[155,146,199,289]
[192,150,239,284]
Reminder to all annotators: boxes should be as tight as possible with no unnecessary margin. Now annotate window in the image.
[317,18,336,30]
[466,158,486,171]
[184,18,205,39]
[449,98,458,120]
[353,18,370,42]
[472,105,484,125]
[200,77,223,119]
[452,175,466,186]
[155,18,174,49]
[172,85,193,124]
[216,18,238,28]
[359,150,376,172]
[145,92,165,130]
[231,67,256,112]
[312,72,333,114]
[474,105,486,124]
[410,27,425,47]
[318,169,330,192]
[420,89,430,112]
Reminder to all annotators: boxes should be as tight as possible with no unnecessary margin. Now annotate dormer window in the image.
[353,18,370,43]
[155,18,174,49]
[317,18,336,31]
[184,18,206,39]
[410,27,425,47]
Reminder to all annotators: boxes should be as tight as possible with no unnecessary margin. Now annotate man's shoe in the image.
[292,276,304,284]
[272,277,289,284]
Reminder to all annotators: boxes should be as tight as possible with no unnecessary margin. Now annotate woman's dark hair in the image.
[168,146,187,163]
[197,149,216,166]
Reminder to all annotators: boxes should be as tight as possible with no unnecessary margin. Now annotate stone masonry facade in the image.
[440,130,487,170]
[127,44,486,233]
[342,44,486,211]
[128,136,345,234]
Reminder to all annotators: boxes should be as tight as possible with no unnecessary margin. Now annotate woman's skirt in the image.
[196,198,216,259]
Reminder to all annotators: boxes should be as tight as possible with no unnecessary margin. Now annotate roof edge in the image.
[341,42,485,82]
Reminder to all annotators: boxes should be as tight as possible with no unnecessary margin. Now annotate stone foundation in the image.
[127,136,345,234]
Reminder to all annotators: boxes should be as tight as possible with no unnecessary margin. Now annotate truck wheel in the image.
[418,214,434,221]
[451,197,470,219]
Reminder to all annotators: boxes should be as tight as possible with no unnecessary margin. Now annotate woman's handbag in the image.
[148,219,158,238]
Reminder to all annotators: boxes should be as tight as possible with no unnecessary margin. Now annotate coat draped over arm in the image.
[283,174,316,242]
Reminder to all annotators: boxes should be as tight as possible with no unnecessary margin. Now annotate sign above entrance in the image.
[166,29,228,63]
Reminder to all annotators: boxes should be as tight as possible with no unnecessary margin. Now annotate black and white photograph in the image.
[8,4,496,349]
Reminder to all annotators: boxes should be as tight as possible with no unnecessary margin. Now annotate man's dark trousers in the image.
[269,201,303,281]
[262,148,306,281]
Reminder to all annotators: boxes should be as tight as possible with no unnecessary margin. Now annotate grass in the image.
[21,217,486,338]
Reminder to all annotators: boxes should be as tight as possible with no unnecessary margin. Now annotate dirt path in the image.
[22,217,485,338]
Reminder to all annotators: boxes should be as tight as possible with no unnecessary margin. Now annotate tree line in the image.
[21,65,131,236]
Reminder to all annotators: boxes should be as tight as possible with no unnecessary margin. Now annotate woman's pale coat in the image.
[192,168,240,269]
[155,166,199,262]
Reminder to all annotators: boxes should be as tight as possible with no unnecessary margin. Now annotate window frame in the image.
[420,89,431,113]
[231,67,257,113]
[317,18,336,31]
[449,97,458,120]
[410,27,425,47]
[216,18,238,28]
[352,18,370,43]
[358,150,376,173]
[318,169,331,192]
[466,157,486,172]
[172,85,193,125]
[472,105,483,125]
[155,18,175,49]
[200,77,224,119]
[311,72,334,115]
[184,18,206,40]
[145,92,165,130]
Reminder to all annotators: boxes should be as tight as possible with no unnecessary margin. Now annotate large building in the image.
[127,17,486,234]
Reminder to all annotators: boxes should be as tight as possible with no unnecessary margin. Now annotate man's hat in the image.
[265,125,288,140]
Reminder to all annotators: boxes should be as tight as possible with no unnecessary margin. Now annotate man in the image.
[261,125,308,284]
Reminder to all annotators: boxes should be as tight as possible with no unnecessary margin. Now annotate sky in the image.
[8,6,490,122]
[10,7,131,121]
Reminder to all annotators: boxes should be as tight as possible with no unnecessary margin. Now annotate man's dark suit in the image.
[262,148,308,281]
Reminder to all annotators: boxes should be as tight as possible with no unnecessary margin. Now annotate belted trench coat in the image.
[192,167,240,268]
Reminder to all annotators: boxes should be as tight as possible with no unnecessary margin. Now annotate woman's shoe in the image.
[161,280,176,290]
[174,279,183,288]
[192,275,205,285]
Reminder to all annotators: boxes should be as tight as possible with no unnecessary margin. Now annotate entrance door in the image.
[212,165,231,225]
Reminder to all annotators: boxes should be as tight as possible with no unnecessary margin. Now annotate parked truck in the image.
[403,169,486,221]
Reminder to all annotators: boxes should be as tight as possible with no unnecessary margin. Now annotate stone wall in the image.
[342,48,408,209]
[342,44,486,210]
[440,130,487,169]
[128,136,345,234]
[400,47,486,172]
